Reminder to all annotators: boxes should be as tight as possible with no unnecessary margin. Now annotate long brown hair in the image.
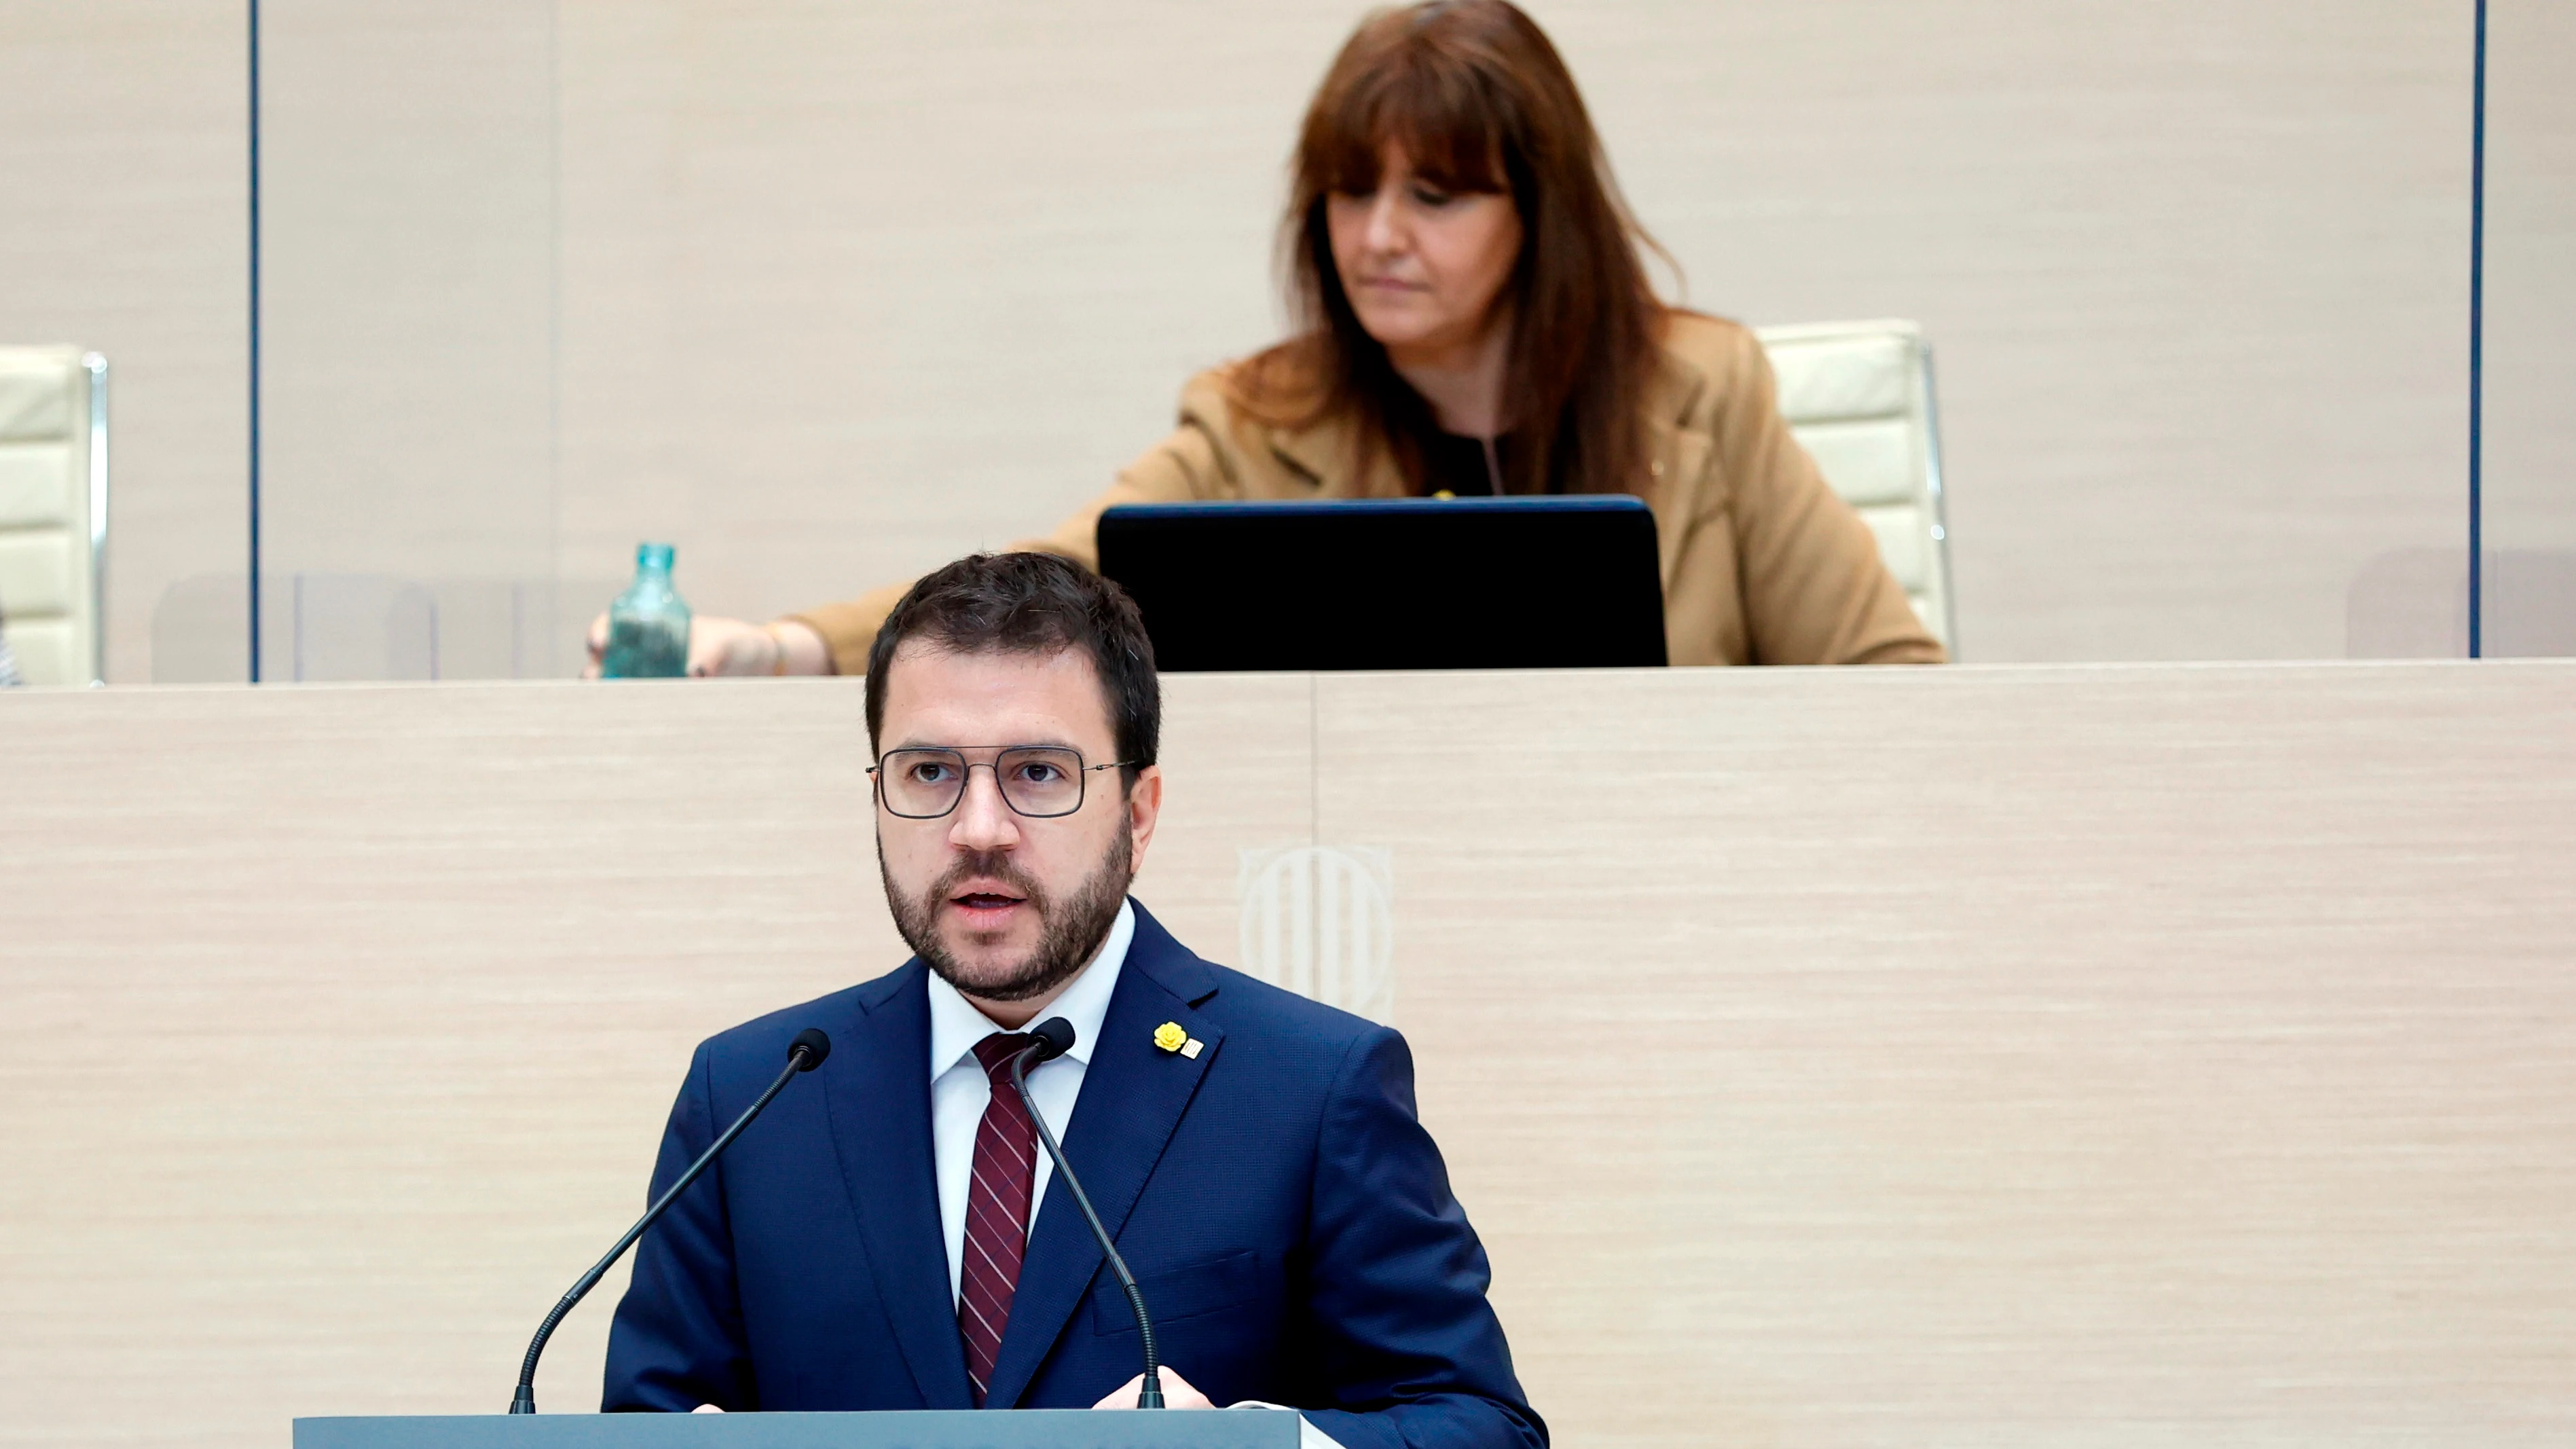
[1233,0,1670,496]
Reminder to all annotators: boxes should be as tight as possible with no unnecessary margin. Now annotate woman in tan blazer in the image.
[616,0,1943,676]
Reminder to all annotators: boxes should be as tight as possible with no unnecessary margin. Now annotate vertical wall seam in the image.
[2468,0,2487,659]
[246,0,263,683]
[545,0,564,679]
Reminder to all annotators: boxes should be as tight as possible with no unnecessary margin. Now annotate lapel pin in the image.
[1154,1021,1186,1054]
[1180,1038,1204,1060]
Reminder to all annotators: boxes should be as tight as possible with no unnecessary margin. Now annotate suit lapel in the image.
[820,960,976,1410]
[983,903,1225,1407]
[1652,418,1712,586]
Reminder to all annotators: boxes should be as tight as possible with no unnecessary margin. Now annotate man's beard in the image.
[883,830,1135,1004]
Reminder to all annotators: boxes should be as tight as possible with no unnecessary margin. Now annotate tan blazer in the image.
[792,312,1945,673]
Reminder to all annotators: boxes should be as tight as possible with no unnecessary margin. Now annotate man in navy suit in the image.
[603,552,1544,1449]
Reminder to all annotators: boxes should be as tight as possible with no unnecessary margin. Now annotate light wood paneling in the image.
[544,0,2507,663]
[14,3,2573,670]
[0,673,1306,1446]
[0,680,891,1441]
[257,0,562,674]
[2484,3,2576,651]
[4,665,2573,1446]
[1569,1,2481,661]
[0,2,247,682]
[1317,663,2576,1444]
[1127,672,1316,952]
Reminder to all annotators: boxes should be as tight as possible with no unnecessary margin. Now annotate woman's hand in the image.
[583,615,832,678]
[1091,1369,1215,1410]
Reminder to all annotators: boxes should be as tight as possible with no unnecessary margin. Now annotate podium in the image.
[293,1413,1301,1449]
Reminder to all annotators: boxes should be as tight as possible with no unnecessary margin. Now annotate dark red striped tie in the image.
[958,1033,1037,1406]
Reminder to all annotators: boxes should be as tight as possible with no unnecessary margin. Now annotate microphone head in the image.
[787,1028,832,1071]
[1027,1017,1077,1063]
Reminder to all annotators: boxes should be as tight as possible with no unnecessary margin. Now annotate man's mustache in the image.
[929,850,1048,908]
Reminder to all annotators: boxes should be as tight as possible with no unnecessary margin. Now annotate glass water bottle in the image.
[602,543,691,679]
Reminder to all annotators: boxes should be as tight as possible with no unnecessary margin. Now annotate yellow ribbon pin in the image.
[1154,1021,1187,1053]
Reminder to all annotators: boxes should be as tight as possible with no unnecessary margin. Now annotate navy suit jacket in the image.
[602,901,1545,1449]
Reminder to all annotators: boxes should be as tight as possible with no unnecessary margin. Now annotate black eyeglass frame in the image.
[866,745,1134,820]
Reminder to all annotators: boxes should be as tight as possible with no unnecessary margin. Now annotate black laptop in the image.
[1094,496,1666,672]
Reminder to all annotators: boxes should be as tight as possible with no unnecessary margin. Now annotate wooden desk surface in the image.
[3,663,2571,1446]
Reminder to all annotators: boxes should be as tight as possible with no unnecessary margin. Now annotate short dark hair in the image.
[864,552,1160,775]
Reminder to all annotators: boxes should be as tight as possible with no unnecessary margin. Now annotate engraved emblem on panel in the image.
[1236,846,1395,1026]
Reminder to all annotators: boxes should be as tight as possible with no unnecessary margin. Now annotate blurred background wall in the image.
[3,0,2568,680]
[0,3,248,685]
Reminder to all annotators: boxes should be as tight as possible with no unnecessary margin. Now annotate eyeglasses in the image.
[868,746,1130,820]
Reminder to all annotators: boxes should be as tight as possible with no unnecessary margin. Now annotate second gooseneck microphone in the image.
[1010,1016,1165,1408]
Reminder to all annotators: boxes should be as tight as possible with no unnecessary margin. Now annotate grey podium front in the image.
[294,1413,1300,1449]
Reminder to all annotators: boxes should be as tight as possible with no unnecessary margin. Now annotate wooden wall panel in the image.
[546,0,2499,663]
[1316,663,2576,1444]
[0,2,247,682]
[255,0,563,676]
[3,666,2573,1448]
[2484,3,2576,653]
[0,673,1302,1445]
[0,680,894,1442]
[16,3,2573,671]
[1124,672,1316,953]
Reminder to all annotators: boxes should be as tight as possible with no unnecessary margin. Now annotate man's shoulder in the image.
[1127,906,1395,1082]
[1159,959,1405,1122]
[691,960,921,1071]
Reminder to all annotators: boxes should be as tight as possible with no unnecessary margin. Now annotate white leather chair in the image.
[0,347,109,686]
[1754,320,1956,654]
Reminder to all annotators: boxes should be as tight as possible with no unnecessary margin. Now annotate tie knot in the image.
[972,1032,1035,1082]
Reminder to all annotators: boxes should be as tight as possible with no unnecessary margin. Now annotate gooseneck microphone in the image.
[1010,1016,1165,1409]
[507,1027,832,1414]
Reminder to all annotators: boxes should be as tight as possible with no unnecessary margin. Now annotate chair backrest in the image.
[1754,319,1955,654]
[0,347,107,686]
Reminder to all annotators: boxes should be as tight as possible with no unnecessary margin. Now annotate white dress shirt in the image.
[925,898,1135,1308]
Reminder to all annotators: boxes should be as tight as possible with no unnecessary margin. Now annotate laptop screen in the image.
[1095,496,1666,672]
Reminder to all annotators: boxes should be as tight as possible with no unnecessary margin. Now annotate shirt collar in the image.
[925,897,1135,1081]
